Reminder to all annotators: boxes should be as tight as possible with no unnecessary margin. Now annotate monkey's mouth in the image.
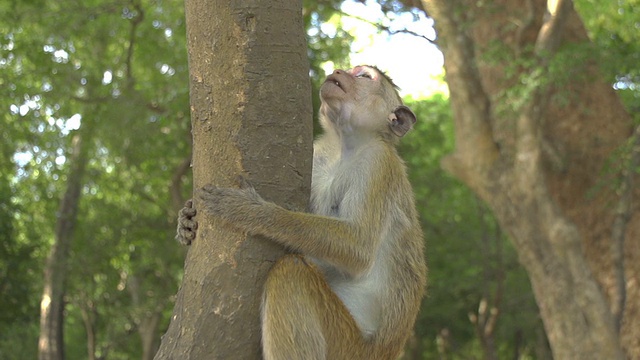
[325,75,344,92]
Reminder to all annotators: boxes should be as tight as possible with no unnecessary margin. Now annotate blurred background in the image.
[1,0,638,359]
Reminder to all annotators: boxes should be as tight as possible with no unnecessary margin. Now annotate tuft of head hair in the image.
[368,65,401,91]
[366,65,404,105]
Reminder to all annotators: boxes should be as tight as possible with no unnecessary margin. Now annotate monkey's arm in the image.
[199,184,384,276]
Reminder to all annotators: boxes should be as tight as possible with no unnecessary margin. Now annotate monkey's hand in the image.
[176,199,198,246]
[198,177,267,232]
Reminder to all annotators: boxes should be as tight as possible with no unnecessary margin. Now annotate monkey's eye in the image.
[356,72,373,79]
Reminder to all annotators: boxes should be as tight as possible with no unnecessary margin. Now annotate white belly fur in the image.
[310,256,386,338]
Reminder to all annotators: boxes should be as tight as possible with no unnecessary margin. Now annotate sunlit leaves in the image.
[575,0,640,111]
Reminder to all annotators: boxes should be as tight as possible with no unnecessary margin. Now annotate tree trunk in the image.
[79,300,97,360]
[39,130,91,360]
[419,0,638,358]
[154,0,313,359]
[140,312,161,360]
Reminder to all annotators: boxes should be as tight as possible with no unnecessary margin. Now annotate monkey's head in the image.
[319,65,416,143]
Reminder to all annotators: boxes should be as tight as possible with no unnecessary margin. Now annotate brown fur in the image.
[177,65,427,360]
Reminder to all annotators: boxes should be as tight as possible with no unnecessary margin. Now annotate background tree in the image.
[153,0,313,358]
[408,0,639,358]
[39,122,93,360]
[2,0,191,358]
[401,94,544,359]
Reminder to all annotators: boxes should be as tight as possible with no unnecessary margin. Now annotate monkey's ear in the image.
[388,106,417,137]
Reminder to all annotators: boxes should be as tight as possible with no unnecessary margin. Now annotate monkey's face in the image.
[319,65,404,135]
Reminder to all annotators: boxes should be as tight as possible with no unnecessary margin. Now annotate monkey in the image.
[176,65,427,360]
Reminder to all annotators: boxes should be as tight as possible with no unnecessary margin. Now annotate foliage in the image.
[0,0,632,358]
[1,0,191,356]
[575,0,640,115]
[401,94,544,359]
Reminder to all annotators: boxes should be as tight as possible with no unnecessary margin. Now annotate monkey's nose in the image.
[332,69,344,75]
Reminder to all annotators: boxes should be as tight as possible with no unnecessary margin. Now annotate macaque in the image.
[177,65,427,360]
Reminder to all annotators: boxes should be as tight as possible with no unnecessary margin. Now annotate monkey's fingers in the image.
[176,229,195,246]
[179,216,198,231]
[183,229,196,241]
[179,204,197,218]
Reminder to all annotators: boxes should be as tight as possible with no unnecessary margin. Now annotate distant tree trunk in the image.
[39,129,91,360]
[154,0,313,359]
[79,299,97,360]
[469,206,503,360]
[417,0,638,358]
[139,312,162,360]
[127,272,164,360]
[128,142,191,360]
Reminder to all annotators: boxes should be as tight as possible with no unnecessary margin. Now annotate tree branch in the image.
[611,124,640,332]
[515,0,573,179]
[535,0,573,56]
[514,0,536,56]
[125,0,144,89]
[337,9,435,44]
[421,0,499,190]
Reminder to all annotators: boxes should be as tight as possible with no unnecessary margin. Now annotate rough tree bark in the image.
[418,0,639,358]
[154,0,313,359]
[39,128,92,360]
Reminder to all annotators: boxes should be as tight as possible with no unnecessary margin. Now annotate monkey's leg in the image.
[261,254,367,360]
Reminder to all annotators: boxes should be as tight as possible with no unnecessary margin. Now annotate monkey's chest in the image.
[310,191,340,217]
[310,173,346,217]
[310,159,366,218]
